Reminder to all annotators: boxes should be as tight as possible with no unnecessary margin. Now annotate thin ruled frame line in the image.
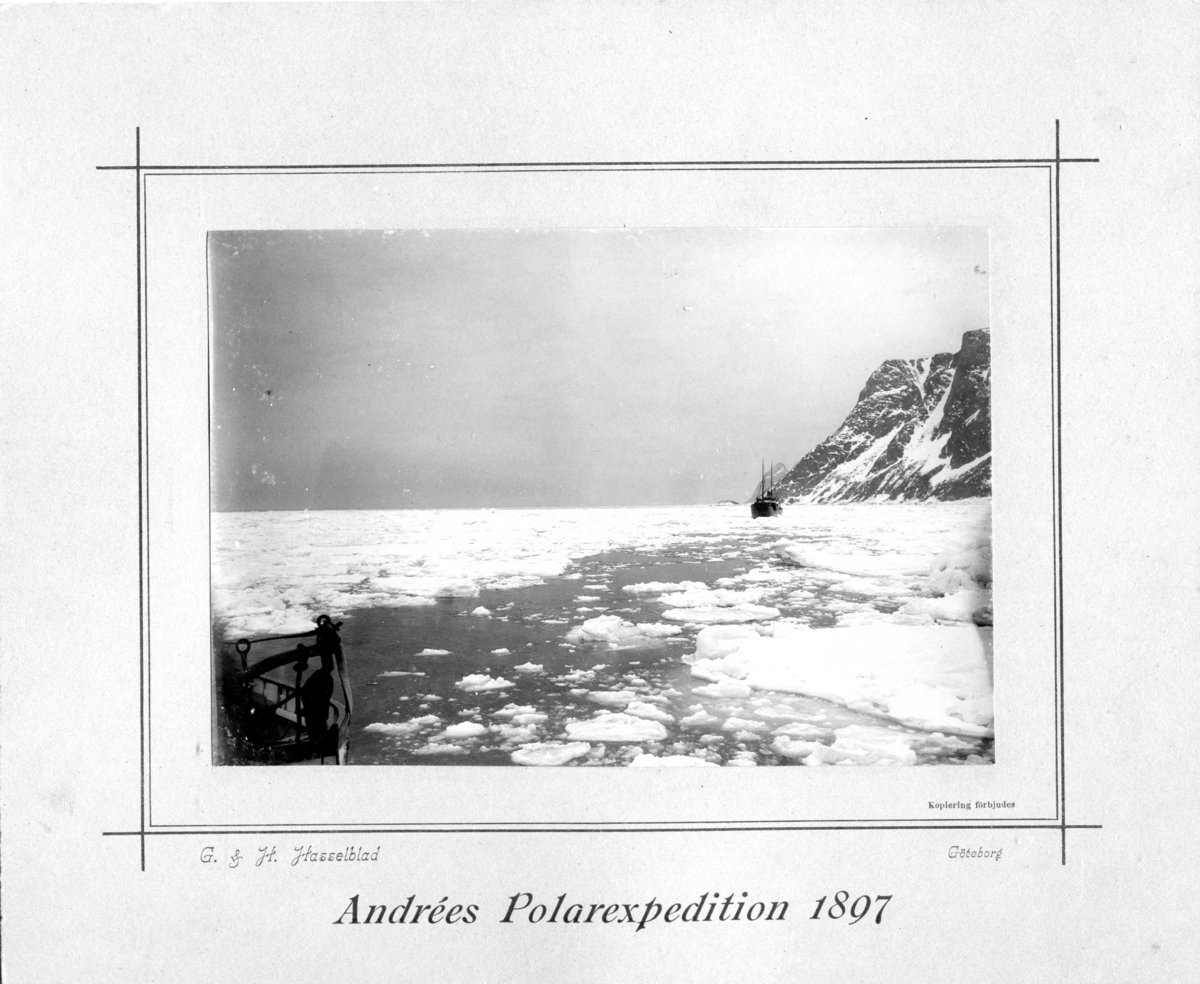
[96,156,1100,171]
[103,127,1094,866]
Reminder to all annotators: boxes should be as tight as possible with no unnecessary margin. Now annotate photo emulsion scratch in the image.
[209,227,994,768]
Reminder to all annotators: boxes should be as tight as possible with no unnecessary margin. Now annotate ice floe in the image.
[624,701,675,723]
[662,604,781,624]
[772,544,928,577]
[439,721,482,737]
[455,673,515,693]
[722,717,770,733]
[491,704,538,719]
[687,623,993,737]
[411,743,469,756]
[565,615,682,648]
[653,586,768,608]
[772,725,927,766]
[564,712,670,742]
[692,678,753,699]
[622,580,708,595]
[511,742,592,766]
[362,714,441,736]
[586,690,637,707]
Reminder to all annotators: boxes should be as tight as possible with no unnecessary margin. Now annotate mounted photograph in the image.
[209,227,993,768]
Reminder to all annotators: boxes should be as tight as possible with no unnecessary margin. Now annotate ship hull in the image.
[750,498,783,518]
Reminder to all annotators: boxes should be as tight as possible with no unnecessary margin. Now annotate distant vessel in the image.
[219,614,353,765]
[751,460,784,519]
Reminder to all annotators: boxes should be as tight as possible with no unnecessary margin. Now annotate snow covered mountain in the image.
[774,329,991,503]
[750,461,790,499]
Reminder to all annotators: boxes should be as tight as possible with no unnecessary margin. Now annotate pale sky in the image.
[210,227,988,510]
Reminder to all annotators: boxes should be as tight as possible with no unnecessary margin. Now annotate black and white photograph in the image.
[210,227,994,768]
[5,3,1197,982]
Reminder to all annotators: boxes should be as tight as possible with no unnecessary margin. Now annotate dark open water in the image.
[342,546,992,766]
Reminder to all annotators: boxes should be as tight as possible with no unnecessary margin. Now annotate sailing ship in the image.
[751,459,784,519]
[219,614,354,765]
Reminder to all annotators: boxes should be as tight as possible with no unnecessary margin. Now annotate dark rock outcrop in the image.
[773,329,991,502]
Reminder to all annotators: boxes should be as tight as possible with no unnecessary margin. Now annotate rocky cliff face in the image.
[773,329,991,503]
[751,461,791,499]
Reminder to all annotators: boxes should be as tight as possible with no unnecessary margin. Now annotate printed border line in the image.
[158,154,1060,834]
[145,168,154,841]
[143,143,1068,839]
[1054,121,1068,865]
[1048,165,1060,831]
[97,156,1099,171]
[146,165,1053,179]
[188,169,1041,826]
[141,813,1063,828]
[134,127,146,874]
[135,819,1086,831]
[105,823,1102,837]
[108,129,1093,864]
